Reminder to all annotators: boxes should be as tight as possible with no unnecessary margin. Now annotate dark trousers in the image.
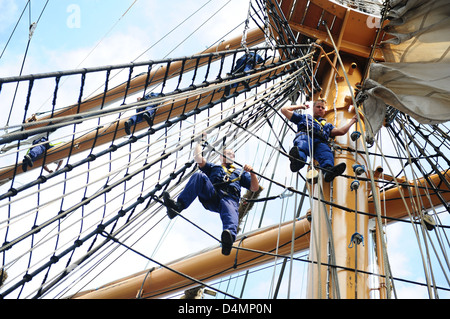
[293,133,334,169]
[28,137,50,161]
[178,172,239,239]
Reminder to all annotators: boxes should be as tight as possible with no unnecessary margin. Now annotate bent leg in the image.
[178,172,216,209]
[293,135,310,163]
[290,135,310,171]
[313,140,334,169]
[218,197,240,239]
[313,140,346,182]
[28,144,47,162]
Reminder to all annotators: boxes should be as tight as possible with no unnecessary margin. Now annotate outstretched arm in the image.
[243,164,259,192]
[194,133,207,168]
[330,115,358,137]
[194,142,206,168]
[280,104,309,120]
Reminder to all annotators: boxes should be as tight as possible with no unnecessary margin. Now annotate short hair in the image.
[222,149,235,156]
[313,99,327,107]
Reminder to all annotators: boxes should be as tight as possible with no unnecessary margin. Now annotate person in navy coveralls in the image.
[163,135,259,255]
[281,99,357,182]
[124,92,161,135]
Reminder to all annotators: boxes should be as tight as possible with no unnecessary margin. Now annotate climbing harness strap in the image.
[296,117,329,141]
[207,164,243,200]
[314,118,327,127]
[221,164,242,184]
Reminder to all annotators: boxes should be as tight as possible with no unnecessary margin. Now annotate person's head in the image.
[312,99,327,118]
[221,149,235,165]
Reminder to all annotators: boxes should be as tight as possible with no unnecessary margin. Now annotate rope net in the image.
[0,28,317,297]
[0,0,448,300]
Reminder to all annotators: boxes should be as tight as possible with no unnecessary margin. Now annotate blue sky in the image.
[0,0,251,130]
[1,0,249,75]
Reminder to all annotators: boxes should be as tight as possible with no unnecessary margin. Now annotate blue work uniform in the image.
[229,52,264,89]
[177,162,252,239]
[27,137,52,162]
[129,92,160,126]
[289,112,335,169]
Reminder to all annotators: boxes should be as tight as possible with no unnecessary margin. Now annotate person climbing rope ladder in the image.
[281,99,357,182]
[22,136,63,173]
[224,51,264,96]
[124,92,161,135]
[162,134,259,255]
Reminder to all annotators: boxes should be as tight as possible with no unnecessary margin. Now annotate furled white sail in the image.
[362,0,450,136]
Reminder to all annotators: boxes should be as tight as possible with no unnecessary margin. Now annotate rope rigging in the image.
[0,45,446,300]
[0,0,448,300]
[0,38,319,298]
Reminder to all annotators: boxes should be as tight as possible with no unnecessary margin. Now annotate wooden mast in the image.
[71,218,311,299]
[285,1,378,299]
[306,57,371,299]
[293,0,450,299]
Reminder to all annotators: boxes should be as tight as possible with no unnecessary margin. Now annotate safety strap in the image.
[221,164,242,183]
[314,118,327,128]
[222,164,236,175]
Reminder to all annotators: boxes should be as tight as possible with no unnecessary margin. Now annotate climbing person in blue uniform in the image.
[162,136,259,255]
[22,136,63,173]
[224,51,264,96]
[124,92,161,135]
[281,99,357,182]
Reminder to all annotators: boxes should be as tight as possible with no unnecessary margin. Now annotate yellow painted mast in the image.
[294,2,378,299]
[306,57,370,299]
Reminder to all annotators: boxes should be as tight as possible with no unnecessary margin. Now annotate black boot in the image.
[22,155,33,172]
[25,154,33,167]
[142,111,154,127]
[221,229,234,256]
[22,160,28,172]
[288,147,305,172]
[324,163,346,182]
[124,119,133,135]
[224,85,231,97]
[162,191,183,219]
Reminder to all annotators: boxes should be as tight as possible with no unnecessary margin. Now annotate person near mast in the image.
[124,92,161,135]
[224,51,264,96]
[21,115,63,173]
[22,136,63,173]
[162,134,259,256]
[281,99,357,182]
